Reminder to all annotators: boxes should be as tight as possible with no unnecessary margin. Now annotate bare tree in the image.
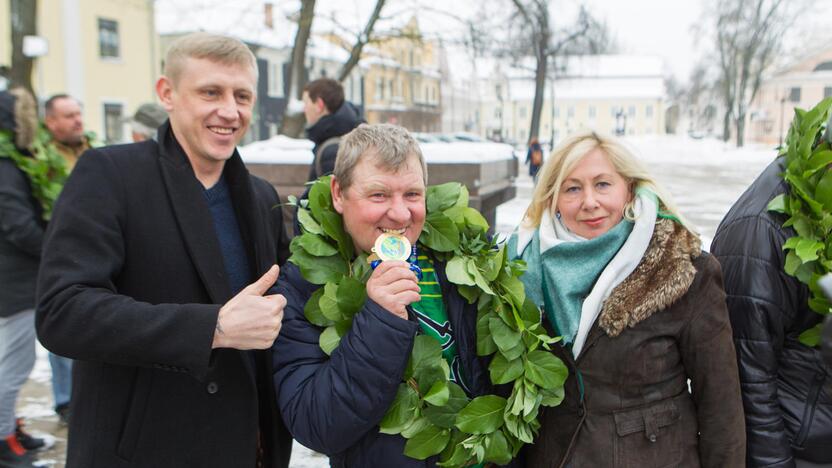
[336,0,387,82]
[505,1,609,143]
[709,0,798,146]
[9,0,37,96]
[279,0,316,137]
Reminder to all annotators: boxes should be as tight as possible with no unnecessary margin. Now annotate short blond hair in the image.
[164,32,258,85]
[524,129,692,231]
[334,124,427,192]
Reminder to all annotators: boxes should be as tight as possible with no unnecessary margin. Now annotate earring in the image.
[555,211,561,220]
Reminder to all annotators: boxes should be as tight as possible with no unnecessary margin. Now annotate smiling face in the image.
[157,57,255,178]
[331,152,426,255]
[556,148,633,239]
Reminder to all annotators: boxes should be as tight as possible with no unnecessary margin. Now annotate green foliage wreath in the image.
[767,97,832,345]
[289,177,567,466]
[0,126,70,220]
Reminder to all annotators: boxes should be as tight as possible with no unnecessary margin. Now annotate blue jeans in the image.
[48,352,72,408]
[0,309,36,436]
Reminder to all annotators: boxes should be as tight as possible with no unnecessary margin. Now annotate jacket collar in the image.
[156,121,265,304]
[305,102,362,145]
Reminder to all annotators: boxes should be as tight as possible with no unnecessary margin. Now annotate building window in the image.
[789,87,801,102]
[103,103,123,144]
[98,18,120,59]
[628,105,636,117]
[825,86,832,98]
[588,106,596,119]
[646,105,653,118]
[375,77,384,100]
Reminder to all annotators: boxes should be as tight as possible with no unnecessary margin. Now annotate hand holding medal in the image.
[365,232,422,319]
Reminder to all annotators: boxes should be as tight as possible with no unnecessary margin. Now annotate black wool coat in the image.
[36,122,292,468]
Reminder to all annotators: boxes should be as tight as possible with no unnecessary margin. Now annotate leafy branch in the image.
[767,96,832,345]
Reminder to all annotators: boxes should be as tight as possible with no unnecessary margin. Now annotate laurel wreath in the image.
[767,96,832,346]
[0,126,71,221]
[288,176,566,466]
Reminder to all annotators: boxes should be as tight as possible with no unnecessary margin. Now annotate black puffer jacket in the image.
[711,157,832,467]
[305,101,363,182]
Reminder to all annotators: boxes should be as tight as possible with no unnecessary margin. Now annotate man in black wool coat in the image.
[36,32,293,468]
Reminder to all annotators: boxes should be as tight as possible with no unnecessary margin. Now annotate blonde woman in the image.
[509,130,745,467]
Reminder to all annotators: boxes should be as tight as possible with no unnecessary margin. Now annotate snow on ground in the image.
[496,135,776,250]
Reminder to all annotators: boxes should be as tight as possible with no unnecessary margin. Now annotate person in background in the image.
[525,137,543,182]
[710,112,832,468]
[36,32,292,467]
[511,130,745,467]
[0,88,46,467]
[126,103,168,142]
[43,94,92,170]
[302,77,363,184]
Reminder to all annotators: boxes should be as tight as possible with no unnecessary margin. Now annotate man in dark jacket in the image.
[712,154,832,467]
[273,124,493,467]
[0,88,46,467]
[302,77,363,183]
[36,33,292,468]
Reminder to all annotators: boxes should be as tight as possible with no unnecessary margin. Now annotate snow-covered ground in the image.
[497,135,776,250]
[20,135,775,467]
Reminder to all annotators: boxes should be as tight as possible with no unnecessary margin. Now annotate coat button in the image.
[648,433,657,443]
[207,382,219,394]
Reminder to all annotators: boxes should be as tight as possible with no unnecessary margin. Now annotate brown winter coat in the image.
[525,219,746,468]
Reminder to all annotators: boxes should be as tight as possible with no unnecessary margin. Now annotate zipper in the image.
[793,372,826,448]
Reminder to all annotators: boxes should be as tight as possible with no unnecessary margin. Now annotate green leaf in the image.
[424,383,469,428]
[469,260,495,295]
[524,350,568,389]
[767,194,787,213]
[489,353,525,385]
[379,384,420,434]
[809,297,831,314]
[410,335,444,371]
[445,256,475,286]
[303,288,332,327]
[798,323,822,347]
[489,317,521,355]
[424,380,450,406]
[483,430,512,465]
[796,238,824,263]
[289,249,348,285]
[455,184,470,208]
[805,150,832,176]
[403,424,450,460]
[318,282,343,322]
[815,169,832,210]
[539,385,565,407]
[319,210,354,260]
[336,276,367,319]
[319,326,342,355]
[296,208,323,235]
[293,233,338,257]
[785,251,802,276]
[476,312,498,356]
[420,212,461,252]
[427,182,463,213]
[455,395,507,434]
[401,416,431,438]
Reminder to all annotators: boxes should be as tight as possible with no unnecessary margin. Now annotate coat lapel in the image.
[156,122,232,304]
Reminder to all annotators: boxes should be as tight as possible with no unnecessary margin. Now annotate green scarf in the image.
[512,219,632,347]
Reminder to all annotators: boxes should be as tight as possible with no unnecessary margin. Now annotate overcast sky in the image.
[157,0,832,84]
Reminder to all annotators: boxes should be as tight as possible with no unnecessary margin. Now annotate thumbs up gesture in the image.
[212,265,286,350]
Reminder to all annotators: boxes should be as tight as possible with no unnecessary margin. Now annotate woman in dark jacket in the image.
[509,130,746,467]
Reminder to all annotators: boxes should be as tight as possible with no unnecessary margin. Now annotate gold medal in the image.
[372,232,411,262]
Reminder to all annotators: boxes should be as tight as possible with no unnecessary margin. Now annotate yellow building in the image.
[362,17,442,132]
[0,0,158,143]
[748,49,832,145]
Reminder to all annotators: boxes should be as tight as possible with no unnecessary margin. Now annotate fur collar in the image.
[599,218,701,337]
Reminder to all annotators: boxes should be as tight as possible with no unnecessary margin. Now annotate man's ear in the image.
[316,97,327,115]
[331,176,345,214]
[156,76,174,112]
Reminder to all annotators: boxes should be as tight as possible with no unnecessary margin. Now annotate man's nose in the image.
[387,198,411,223]
[216,94,238,120]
